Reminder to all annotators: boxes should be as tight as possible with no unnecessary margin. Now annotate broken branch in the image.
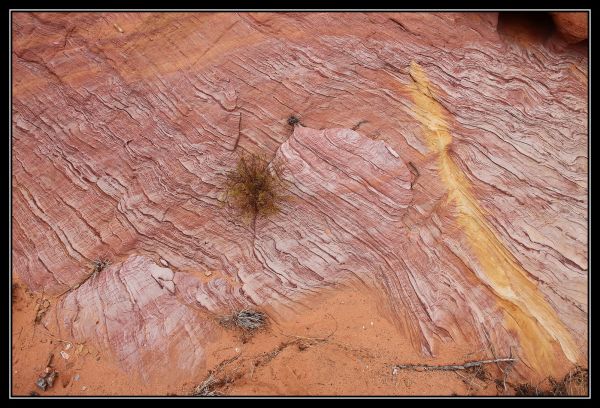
[392,357,516,372]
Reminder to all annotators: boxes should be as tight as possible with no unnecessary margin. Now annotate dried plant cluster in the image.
[287,115,300,126]
[513,366,588,396]
[224,153,288,222]
[219,309,268,331]
[91,258,110,274]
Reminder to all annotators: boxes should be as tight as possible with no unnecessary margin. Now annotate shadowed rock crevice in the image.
[497,12,556,45]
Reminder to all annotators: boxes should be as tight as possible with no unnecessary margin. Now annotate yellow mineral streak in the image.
[407,61,578,370]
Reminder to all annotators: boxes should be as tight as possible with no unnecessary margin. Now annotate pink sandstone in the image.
[12,12,587,382]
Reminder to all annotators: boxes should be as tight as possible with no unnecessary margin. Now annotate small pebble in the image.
[64,343,72,350]
[370,321,374,326]
[46,371,57,387]
[160,259,168,267]
[81,386,87,391]
[74,374,80,381]
[35,378,47,391]
[204,271,213,277]
[392,367,399,375]
[60,351,70,360]
[235,347,240,353]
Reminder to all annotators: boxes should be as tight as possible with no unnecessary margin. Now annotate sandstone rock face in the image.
[12,12,587,382]
[551,12,588,43]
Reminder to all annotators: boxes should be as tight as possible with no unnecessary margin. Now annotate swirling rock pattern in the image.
[12,12,587,381]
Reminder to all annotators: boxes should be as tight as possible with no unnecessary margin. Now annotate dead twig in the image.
[193,374,223,396]
[482,329,515,394]
[193,335,322,397]
[46,353,54,368]
[500,347,515,393]
[392,357,516,372]
[232,112,242,152]
[193,354,240,396]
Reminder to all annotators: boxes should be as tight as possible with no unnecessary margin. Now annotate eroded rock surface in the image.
[12,12,587,382]
[551,12,588,43]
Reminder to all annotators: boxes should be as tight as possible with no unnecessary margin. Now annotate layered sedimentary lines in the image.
[57,256,207,380]
[406,61,579,371]
[12,12,587,381]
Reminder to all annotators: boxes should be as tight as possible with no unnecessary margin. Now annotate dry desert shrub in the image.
[548,365,588,396]
[224,153,288,223]
[91,258,110,274]
[513,365,588,396]
[218,309,268,332]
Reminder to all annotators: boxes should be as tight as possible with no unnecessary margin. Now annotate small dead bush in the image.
[219,309,268,332]
[549,366,588,396]
[514,383,546,396]
[224,153,288,223]
[287,115,300,126]
[513,366,588,396]
[91,258,110,274]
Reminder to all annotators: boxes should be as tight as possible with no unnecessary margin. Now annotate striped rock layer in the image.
[12,12,587,381]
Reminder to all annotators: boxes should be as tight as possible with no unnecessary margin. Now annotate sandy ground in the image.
[11,277,584,397]
[208,284,501,396]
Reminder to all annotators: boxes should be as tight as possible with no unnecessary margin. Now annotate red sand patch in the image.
[11,278,582,396]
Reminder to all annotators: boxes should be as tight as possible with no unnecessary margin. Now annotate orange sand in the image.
[13,276,522,396]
